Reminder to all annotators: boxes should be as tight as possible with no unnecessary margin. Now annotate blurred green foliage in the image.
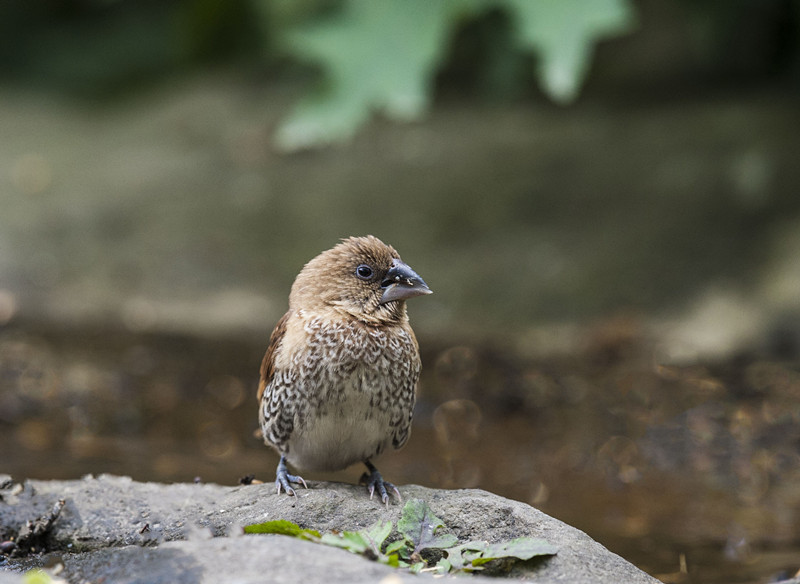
[271,0,635,150]
[1,0,797,147]
[0,0,634,146]
[0,0,261,96]
[272,0,458,150]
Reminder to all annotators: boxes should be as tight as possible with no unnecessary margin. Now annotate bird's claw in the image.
[275,473,307,496]
[363,466,401,506]
[276,457,307,497]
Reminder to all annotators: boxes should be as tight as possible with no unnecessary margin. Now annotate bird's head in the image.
[290,235,432,325]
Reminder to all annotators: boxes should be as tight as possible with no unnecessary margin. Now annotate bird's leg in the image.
[361,460,401,505]
[275,455,307,496]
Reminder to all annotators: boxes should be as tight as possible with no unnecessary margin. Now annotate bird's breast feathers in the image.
[259,310,419,470]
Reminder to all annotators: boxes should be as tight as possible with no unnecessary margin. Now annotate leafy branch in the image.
[266,0,636,150]
[244,498,557,574]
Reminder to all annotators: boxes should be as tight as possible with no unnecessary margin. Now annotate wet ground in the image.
[2,320,800,584]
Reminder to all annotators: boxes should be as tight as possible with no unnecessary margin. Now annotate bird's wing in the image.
[257,310,291,402]
[390,324,421,450]
[258,310,299,451]
[390,364,419,450]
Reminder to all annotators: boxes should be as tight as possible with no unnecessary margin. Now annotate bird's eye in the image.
[355,264,374,280]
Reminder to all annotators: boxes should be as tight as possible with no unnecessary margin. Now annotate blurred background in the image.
[2,0,800,582]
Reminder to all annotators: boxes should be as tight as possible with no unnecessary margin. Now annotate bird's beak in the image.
[380,259,432,305]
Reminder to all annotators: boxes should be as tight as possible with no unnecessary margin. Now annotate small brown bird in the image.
[258,235,431,503]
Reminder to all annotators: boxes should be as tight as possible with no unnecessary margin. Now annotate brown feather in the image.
[257,310,291,402]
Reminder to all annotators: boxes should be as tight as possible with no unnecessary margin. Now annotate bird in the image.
[257,235,432,504]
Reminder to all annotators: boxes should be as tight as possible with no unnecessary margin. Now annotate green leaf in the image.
[502,0,635,103]
[273,0,636,148]
[363,518,393,549]
[243,519,321,539]
[435,557,452,574]
[319,519,395,564]
[385,538,411,556]
[384,553,402,568]
[444,541,486,571]
[397,499,459,554]
[23,571,53,584]
[441,536,557,573]
[472,537,558,566]
[444,548,466,572]
[320,530,371,553]
[489,537,560,560]
[275,0,455,150]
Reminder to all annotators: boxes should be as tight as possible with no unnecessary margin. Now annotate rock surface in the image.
[0,474,659,583]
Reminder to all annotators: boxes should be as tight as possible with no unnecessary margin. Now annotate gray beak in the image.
[379,259,432,305]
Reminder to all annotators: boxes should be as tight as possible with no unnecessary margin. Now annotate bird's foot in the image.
[275,456,307,496]
[361,461,401,506]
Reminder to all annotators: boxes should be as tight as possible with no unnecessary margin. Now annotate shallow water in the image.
[2,322,800,583]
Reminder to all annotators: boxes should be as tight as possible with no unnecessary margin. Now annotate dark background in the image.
[2,1,800,583]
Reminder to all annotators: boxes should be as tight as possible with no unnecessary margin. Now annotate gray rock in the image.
[0,573,24,584]
[59,537,428,584]
[1,475,658,583]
